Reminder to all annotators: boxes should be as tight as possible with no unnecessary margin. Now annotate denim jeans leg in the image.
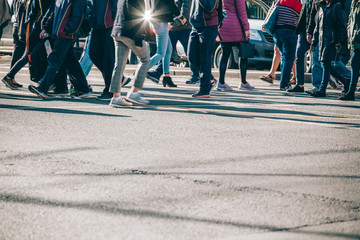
[311,45,322,89]
[277,29,296,88]
[38,39,73,94]
[149,22,169,69]
[295,33,310,85]
[349,49,360,93]
[163,37,172,74]
[197,25,218,93]
[319,61,331,93]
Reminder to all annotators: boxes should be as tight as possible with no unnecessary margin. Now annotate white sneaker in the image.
[109,97,133,107]
[126,92,149,105]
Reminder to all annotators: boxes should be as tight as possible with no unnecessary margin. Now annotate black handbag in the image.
[235,0,255,58]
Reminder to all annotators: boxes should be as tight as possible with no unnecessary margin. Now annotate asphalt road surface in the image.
[0,56,359,240]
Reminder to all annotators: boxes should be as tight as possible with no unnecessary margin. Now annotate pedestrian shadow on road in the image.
[0,193,359,239]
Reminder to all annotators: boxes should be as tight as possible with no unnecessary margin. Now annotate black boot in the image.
[162,76,177,87]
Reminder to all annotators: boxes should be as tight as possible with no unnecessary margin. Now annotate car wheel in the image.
[213,45,236,69]
[305,49,312,73]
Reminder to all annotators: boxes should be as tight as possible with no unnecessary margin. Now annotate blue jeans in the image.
[153,29,199,77]
[80,31,94,77]
[188,25,218,93]
[349,49,360,93]
[273,28,297,88]
[311,45,322,89]
[295,33,310,85]
[149,22,172,74]
[38,38,90,94]
[319,61,331,93]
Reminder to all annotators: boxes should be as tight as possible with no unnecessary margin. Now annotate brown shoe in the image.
[260,74,274,84]
[2,76,18,90]
[12,79,23,88]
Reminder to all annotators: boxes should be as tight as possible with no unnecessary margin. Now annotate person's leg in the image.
[311,45,322,89]
[319,60,331,93]
[219,43,232,85]
[52,64,68,93]
[188,28,200,75]
[277,29,297,89]
[6,51,29,79]
[80,31,94,77]
[101,27,116,94]
[110,38,129,96]
[295,33,310,86]
[11,40,26,68]
[349,49,360,94]
[197,25,218,95]
[65,46,91,93]
[269,45,281,77]
[162,37,173,75]
[239,58,249,84]
[36,39,73,94]
[148,23,169,70]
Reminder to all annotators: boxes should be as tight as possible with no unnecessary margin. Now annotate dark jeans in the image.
[154,29,199,78]
[11,40,26,68]
[273,28,297,88]
[38,38,89,94]
[349,49,360,93]
[7,51,28,79]
[188,25,218,94]
[89,28,115,94]
[319,60,331,93]
[219,42,248,85]
[295,32,310,85]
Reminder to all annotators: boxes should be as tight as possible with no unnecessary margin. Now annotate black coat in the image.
[311,1,347,61]
[296,0,314,34]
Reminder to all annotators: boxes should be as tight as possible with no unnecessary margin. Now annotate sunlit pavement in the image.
[0,56,359,240]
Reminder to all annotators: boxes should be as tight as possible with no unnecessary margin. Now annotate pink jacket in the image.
[217,0,250,42]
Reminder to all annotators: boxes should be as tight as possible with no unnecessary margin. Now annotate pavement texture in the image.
[0,56,359,240]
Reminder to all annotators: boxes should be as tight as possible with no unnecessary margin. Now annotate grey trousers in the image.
[110,36,150,93]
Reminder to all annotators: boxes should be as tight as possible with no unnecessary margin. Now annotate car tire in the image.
[305,49,312,73]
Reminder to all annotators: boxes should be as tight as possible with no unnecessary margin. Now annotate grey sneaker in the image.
[126,92,149,105]
[210,78,218,92]
[217,83,233,91]
[110,97,133,107]
[240,82,255,90]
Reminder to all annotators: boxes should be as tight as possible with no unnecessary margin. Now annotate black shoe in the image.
[192,91,210,98]
[2,76,18,90]
[186,76,199,84]
[339,92,355,101]
[280,85,291,91]
[70,91,92,99]
[12,79,23,88]
[28,85,47,99]
[121,76,131,87]
[162,76,177,87]
[310,90,326,97]
[287,85,304,92]
[97,92,113,101]
[146,71,160,84]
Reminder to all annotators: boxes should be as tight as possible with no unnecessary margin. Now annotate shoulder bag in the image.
[235,0,255,58]
[263,0,280,36]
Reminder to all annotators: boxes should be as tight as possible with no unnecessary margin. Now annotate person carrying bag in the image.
[216,0,255,91]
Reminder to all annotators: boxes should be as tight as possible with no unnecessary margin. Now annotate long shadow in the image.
[0,193,358,239]
[132,103,360,128]
[0,146,97,161]
[0,104,128,118]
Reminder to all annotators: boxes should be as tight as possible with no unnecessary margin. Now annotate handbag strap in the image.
[234,0,248,42]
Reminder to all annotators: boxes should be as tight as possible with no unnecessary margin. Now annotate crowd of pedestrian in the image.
[0,0,358,105]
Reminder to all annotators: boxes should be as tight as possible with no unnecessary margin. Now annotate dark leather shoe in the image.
[339,92,355,101]
[287,85,304,92]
